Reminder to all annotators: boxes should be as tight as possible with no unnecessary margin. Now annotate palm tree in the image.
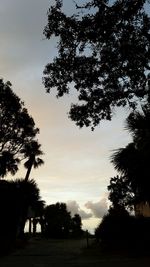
[126,105,150,157]
[111,143,141,195]
[110,105,150,206]
[13,178,42,238]
[22,140,44,181]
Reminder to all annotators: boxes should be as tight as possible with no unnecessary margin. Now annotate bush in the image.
[95,207,150,254]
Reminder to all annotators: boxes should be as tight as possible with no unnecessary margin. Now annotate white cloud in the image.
[67,198,108,221]
[85,198,108,218]
[67,200,92,220]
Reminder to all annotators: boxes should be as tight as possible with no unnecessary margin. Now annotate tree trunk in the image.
[24,157,34,181]
[33,218,37,236]
[29,218,32,236]
[18,213,27,239]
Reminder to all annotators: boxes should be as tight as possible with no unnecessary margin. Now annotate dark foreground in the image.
[0,238,150,267]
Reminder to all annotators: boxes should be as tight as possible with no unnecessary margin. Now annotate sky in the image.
[0,0,132,232]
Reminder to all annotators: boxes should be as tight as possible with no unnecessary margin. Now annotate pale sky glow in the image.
[0,0,132,232]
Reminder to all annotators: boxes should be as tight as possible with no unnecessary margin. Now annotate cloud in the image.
[79,209,93,220]
[67,198,108,221]
[67,200,92,220]
[85,198,108,219]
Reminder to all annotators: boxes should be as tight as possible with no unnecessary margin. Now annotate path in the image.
[0,238,150,267]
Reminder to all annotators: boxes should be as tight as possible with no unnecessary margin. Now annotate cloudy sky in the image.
[0,0,132,232]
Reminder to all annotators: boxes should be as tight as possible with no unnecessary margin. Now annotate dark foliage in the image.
[44,202,71,238]
[14,179,43,239]
[0,180,19,242]
[44,202,83,238]
[0,179,42,251]
[109,105,150,208]
[95,207,150,254]
[108,175,134,210]
[23,141,44,181]
[95,206,130,245]
[71,214,83,238]
[0,79,42,177]
[43,0,150,129]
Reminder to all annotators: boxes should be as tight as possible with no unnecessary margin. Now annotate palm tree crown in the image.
[22,140,44,181]
[111,104,150,204]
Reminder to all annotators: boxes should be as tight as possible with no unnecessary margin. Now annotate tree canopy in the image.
[44,202,71,238]
[44,202,83,238]
[43,0,150,129]
[108,175,134,209]
[0,79,42,177]
[0,178,42,241]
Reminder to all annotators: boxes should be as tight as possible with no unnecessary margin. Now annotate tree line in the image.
[44,202,83,238]
[0,80,83,253]
[95,105,150,253]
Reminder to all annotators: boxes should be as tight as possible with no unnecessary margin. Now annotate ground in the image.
[0,237,150,266]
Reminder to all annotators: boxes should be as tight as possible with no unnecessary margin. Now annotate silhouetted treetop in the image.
[43,0,150,129]
[43,202,83,238]
[23,140,44,181]
[0,79,42,177]
[44,202,72,238]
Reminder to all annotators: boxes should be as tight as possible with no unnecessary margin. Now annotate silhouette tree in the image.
[44,202,72,238]
[108,175,134,210]
[0,180,18,245]
[13,179,42,238]
[95,206,133,250]
[109,105,150,207]
[0,79,42,177]
[22,141,44,181]
[71,214,83,237]
[43,203,83,238]
[43,0,150,129]
[126,105,150,156]
[95,205,150,253]
[0,179,42,245]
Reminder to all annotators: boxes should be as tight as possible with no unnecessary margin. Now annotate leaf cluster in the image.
[0,80,41,177]
[43,0,150,129]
